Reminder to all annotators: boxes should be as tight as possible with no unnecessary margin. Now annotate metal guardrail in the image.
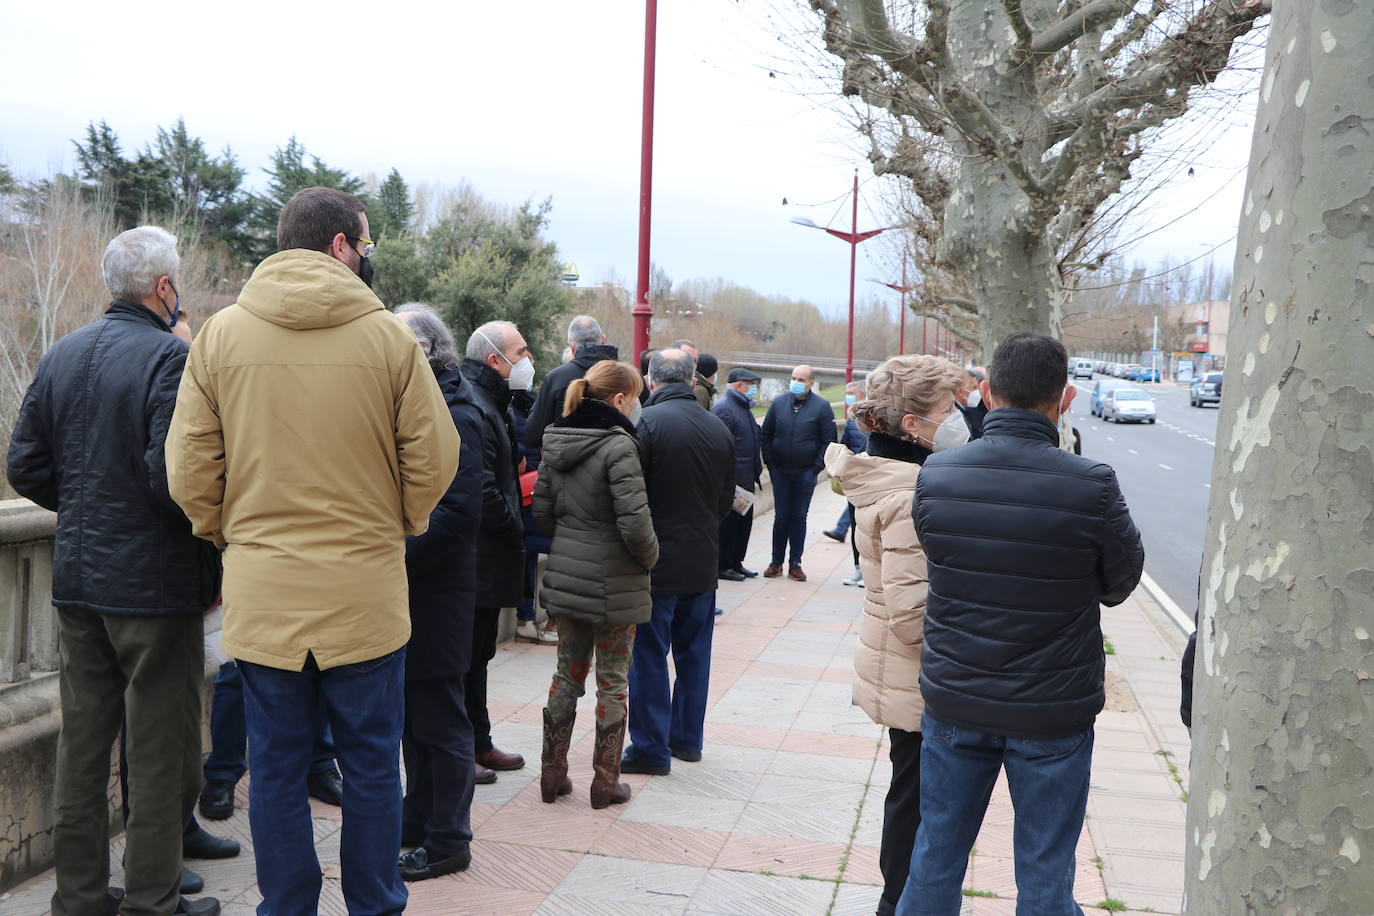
[717,351,883,376]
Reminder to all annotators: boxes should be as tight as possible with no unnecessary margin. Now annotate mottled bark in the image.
[1185,4,1374,912]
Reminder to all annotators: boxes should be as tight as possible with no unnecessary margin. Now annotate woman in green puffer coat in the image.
[532,359,658,809]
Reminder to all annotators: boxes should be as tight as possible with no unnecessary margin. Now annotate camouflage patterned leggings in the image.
[546,618,636,726]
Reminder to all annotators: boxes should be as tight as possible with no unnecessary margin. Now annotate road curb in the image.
[1139,571,1195,635]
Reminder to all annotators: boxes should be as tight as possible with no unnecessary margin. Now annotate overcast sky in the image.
[1,0,1260,316]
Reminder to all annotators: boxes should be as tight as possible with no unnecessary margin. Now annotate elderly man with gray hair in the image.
[621,349,736,775]
[459,320,532,780]
[524,314,620,449]
[8,226,223,915]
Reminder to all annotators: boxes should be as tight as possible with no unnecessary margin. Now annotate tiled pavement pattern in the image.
[3,484,1193,915]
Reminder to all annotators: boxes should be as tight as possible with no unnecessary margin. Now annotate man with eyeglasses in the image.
[168,187,459,916]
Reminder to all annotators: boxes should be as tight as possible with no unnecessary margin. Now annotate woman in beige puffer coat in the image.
[533,360,658,810]
[824,354,967,916]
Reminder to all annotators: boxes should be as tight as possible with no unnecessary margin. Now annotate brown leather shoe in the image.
[474,762,497,784]
[788,565,807,582]
[763,564,784,578]
[477,746,525,771]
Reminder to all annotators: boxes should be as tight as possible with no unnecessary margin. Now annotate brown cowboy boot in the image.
[540,708,575,803]
[589,718,633,809]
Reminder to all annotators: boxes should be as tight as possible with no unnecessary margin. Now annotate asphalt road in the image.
[1070,379,1220,615]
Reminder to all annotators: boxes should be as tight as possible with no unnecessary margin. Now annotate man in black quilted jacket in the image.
[899,331,1144,916]
[7,227,222,916]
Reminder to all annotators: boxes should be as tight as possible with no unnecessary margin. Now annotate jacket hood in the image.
[826,442,919,509]
[435,363,476,410]
[237,249,383,330]
[543,398,636,471]
[572,343,620,368]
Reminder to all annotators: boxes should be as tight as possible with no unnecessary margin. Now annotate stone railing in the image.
[0,500,59,683]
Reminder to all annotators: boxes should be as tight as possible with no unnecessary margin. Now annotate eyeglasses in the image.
[346,235,375,258]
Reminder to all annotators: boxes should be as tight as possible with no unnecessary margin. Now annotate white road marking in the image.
[1158,463,1173,471]
[1106,436,1115,442]
[1128,448,1139,455]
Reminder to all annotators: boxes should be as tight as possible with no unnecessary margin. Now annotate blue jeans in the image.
[204,661,337,784]
[239,649,408,916]
[770,469,818,567]
[896,711,1093,916]
[831,502,854,535]
[624,592,715,766]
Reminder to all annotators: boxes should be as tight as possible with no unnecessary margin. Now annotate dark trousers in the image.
[52,608,202,916]
[239,649,408,916]
[402,677,475,857]
[517,507,551,622]
[718,507,754,572]
[770,469,818,567]
[625,592,715,766]
[897,711,1093,916]
[204,660,336,785]
[878,727,923,916]
[465,607,502,754]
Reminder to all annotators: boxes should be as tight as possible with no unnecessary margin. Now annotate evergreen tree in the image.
[245,137,365,261]
[72,121,173,228]
[372,168,413,239]
[151,118,251,259]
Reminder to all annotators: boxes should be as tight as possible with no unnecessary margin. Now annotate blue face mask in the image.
[746,384,759,402]
[844,394,857,405]
[789,380,808,398]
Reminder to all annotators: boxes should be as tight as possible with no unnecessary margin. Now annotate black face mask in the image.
[356,254,374,288]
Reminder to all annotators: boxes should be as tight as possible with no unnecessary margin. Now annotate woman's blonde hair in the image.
[852,355,966,436]
[563,360,644,416]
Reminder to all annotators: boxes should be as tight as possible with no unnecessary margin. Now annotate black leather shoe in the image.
[308,768,343,806]
[174,895,221,915]
[736,566,759,578]
[105,887,125,916]
[198,780,235,820]
[184,821,240,860]
[620,756,671,776]
[181,866,204,895]
[670,747,703,763]
[718,568,747,582]
[398,845,472,881]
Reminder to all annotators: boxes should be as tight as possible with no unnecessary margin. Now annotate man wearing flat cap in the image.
[712,367,764,581]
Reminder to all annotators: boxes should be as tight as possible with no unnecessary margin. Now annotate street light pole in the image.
[789,172,886,384]
[631,0,658,367]
[881,255,914,355]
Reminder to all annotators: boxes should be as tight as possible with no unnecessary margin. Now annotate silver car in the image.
[1101,388,1157,424]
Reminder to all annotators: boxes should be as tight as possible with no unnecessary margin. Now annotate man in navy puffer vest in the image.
[899,331,1144,916]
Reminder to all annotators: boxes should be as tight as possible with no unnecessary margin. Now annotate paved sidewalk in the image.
[2,483,1192,915]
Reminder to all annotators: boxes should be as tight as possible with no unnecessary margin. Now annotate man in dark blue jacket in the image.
[622,350,736,775]
[760,364,836,581]
[899,332,1144,916]
[713,367,763,581]
[523,315,619,450]
[6,227,222,916]
[394,305,485,881]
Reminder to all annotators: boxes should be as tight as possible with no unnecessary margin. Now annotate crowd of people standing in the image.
[8,184,1145,916]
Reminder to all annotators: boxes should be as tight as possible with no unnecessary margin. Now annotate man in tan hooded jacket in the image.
[168,187,458,915]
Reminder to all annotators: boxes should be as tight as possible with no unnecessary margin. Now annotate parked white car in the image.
[1100,388,1157,424]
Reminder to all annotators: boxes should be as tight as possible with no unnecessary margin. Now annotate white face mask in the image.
[966,389,981,409]
[628,400,643,426]
[917,410,971,452]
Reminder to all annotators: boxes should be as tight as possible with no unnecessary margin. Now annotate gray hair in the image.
[102,226,179,301]
[395,303,458,371]
[466,320,518,362]
[567,315,603,347]
[649,348,694,386]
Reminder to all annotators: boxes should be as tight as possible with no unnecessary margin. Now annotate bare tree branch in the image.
[1032,0,1134,55]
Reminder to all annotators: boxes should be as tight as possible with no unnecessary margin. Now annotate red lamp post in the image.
[631,0,658,366]
[881,255,916,355]
[791,170,886,383]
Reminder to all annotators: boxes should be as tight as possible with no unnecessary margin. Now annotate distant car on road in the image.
[1101,387,1157,424]
[1189,371,1224,407]
[1126,365,1161,382]
[1072,359,1094,379]
[1089,378,1128,416]
[1116,364,1142,379]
